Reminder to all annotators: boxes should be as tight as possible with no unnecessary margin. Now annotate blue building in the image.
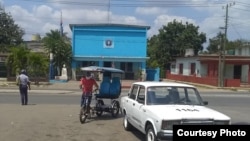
[69,23,150,80]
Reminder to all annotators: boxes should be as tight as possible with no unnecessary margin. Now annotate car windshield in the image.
[146,86,204,106]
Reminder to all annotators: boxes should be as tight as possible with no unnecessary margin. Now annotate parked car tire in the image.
[123,114,132,131]
[146,124,157,141]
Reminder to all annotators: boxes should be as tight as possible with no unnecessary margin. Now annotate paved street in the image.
[1,80,250,141]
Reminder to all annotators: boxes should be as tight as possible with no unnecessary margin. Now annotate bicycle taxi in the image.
[79,66,124,123]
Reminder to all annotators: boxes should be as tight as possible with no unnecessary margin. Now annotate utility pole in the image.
[220,2,235,87]
[218,33,222,87]
[108,0,111,23]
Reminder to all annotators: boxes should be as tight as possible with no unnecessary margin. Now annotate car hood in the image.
[146,105,231,121]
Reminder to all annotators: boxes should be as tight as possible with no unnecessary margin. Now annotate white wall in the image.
[235,47,250,56]
[174,57,201,76]
[200,64,208,77]
[225,64,234,79]
[241,65,249,83]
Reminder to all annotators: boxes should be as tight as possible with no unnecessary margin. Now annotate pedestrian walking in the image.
[16,69,31,105]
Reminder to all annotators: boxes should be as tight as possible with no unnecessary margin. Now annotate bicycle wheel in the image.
[96,100,104,117]
[111,100,120,117]
[79,106,88,124]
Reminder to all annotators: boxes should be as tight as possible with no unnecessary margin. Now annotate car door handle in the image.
[133,103,135,106]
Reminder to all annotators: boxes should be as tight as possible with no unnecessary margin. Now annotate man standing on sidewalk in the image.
[16,69,31,105]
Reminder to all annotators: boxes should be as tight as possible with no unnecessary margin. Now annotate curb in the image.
[0,89,78,94]
[162,79,250,92]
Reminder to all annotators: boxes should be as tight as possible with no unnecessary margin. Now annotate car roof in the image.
[132,81,196,88]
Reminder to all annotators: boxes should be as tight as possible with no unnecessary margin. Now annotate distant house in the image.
[25,34,45,53]
[69,23,150,80]
[167,48,250,87]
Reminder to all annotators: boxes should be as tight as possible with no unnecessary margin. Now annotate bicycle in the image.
[79,89,98,124]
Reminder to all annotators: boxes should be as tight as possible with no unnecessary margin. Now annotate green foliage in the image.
[147,20,206,70]
[6,45,30,74]
[207,32,247,53]
[206,32,224,53]
[227,39,247,50]
[147,35,160,68]
[42,29,72,76]
[6,45,48,76]
[27,52,49,78]
[0,7,24,52]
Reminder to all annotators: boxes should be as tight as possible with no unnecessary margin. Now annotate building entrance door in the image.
[234,65,241,79]
[104,62,112,67]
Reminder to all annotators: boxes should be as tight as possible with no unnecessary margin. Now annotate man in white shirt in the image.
[16,69,31,105]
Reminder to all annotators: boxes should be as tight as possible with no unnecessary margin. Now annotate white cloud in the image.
[4,3,146,40]
[111,14,146,25]
[148,14,197,37]
[3,0,250,42]
[48,0,109,11]
[33,5,53,18]
[135,7,168,15]
[0,0,3,6]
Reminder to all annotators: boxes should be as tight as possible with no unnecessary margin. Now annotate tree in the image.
[206,33,247,54]
[6,45,49,79]
[227,39,246,50]
[28,52,49,82]
[147,20,206,71]
[147,35,160,68]
[206,32,223,54]
[6,45,30,75]
[0,7,24,52]
[43,29,72,76]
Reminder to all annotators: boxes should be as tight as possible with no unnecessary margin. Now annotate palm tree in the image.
[43,29,72,76]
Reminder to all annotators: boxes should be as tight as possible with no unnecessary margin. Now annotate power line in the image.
[229,23,242,39]
[236,1,250,7]
[15,0,227,7]
[232,7,250,12]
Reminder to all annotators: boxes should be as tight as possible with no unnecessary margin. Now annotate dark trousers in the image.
[81,93,92,113]
[19,85,28,105]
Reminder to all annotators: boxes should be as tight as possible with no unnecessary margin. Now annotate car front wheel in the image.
[146,124,157,141]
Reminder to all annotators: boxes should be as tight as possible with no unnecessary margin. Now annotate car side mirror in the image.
[203,101,208,105]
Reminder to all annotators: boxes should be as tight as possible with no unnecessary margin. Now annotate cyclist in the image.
[79,71,99,114]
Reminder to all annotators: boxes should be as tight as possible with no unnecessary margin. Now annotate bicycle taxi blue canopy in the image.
[80,66,124,99]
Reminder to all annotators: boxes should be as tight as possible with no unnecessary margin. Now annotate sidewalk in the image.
[0,80,135,94]
[162,79,250,92]
[0,79,250,93]
[0,80,134,90]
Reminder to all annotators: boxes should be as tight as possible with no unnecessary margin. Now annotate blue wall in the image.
[70,24,151,80]
[72,25,148,57]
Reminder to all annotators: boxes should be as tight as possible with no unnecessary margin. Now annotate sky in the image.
[1,0,250,48]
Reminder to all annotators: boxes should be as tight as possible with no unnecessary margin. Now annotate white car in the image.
[120,81,231,141]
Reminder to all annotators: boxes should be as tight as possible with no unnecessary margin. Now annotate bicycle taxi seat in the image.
[96,76,121,99]
[80,66,124,99]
